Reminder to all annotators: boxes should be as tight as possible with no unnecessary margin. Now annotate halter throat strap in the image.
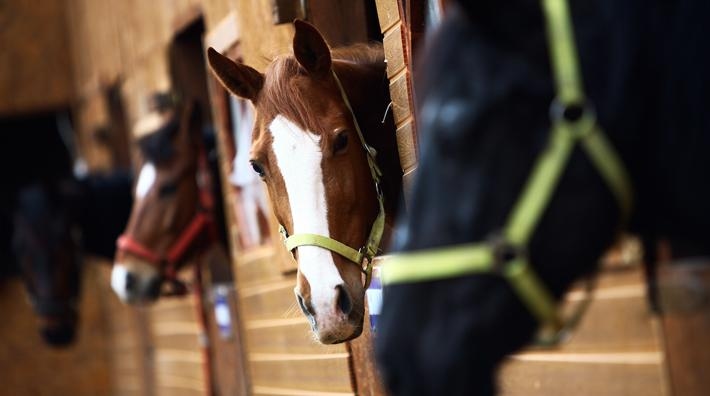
[278,70,386,289]
[382,0,633,344]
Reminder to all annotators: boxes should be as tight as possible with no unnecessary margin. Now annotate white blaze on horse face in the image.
[135,162,156,199]
[269,115,344,318]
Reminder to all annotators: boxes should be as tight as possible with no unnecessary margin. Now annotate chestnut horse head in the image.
[111,94,215,304]
[208,20,401,343]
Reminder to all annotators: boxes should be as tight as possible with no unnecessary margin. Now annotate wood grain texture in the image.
[658,263,710,396]
[0,0,74,115]
[396,120,418,173]
[249,357,354,392]
[500,262,670,395]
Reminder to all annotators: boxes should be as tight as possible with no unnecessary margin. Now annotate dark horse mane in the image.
[376,0,710,395]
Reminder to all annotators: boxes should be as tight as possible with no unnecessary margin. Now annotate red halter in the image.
[116,148,217,295]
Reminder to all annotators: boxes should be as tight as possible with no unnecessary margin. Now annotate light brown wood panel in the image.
[155,376,205,396]
[499,357,667,396]
[238,279,300,321]
[396,120,418,172]
[154,360,205,381]
[0,0,74,115]
[383,24,406,78]
[149,299,198,323]
[232,0,294,71]
[568,264,647,293]
[389,73,412,126]
[375,0,401,32]
[244,319,335,354]
[153,333,202,351]
[249,356,354,392]
[555,296,660,352]
[235,246,287,287]
[203,0,234,32]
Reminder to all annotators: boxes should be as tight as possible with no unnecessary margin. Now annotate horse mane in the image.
[261,43,385,132]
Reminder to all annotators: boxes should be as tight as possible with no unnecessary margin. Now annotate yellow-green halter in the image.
[278,70,386,290]
[381,0,633,344]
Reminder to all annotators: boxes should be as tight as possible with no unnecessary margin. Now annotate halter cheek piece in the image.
[116,148,217,295]
[381,0,634,345]
[277,71,387,290]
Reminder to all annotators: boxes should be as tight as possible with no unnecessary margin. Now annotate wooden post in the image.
[657,259,710,396]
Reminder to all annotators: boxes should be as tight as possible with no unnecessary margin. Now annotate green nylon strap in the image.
[542,0,584,105]
[504,120,578,246]
[276,70,387,289]
[581,126,633,222]
[381,0,633,344]
[381,243,494,284]
[285,233,363,263]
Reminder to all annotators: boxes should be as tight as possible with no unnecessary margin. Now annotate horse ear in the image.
[293,19,331,76]
[207,48,264,102]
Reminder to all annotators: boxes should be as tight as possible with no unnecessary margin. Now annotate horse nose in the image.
[335,284,352,315]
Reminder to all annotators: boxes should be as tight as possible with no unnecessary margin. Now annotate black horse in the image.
[376,0,710,394]
[1,112,133,346]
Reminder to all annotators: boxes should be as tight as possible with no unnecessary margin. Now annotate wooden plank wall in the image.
[0,0,74,116]
[374,0,419,198]
[499,257,670,395]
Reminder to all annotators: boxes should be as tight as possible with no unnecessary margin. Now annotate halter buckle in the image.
[374,181,383,198]
[488,235,527,273]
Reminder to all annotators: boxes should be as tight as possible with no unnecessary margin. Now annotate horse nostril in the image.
[297,293,314,317]
[146,277,161,299]
[125,272,137,291]
[335,285,352,315]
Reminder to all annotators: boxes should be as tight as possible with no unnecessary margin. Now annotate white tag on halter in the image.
[366,266,383,335]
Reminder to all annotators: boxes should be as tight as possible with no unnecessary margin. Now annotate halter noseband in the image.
[381,0,633,345]
[116,144,217,294]
[277,70,387,290]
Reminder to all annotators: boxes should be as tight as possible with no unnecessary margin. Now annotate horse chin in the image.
[313,311,365,344]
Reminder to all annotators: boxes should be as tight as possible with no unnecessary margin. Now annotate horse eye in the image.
[250,160,265,178]
[333,130,349,154]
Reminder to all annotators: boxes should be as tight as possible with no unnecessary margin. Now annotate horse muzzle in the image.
[111,260,162,304]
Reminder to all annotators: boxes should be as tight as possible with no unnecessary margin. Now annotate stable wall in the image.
[0,0,74,116]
